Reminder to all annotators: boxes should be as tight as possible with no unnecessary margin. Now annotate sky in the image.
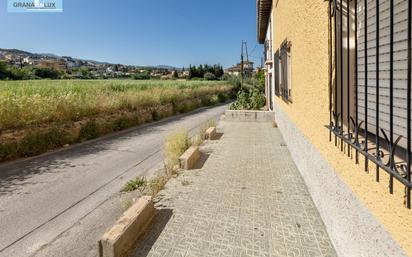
[0,0,263,68]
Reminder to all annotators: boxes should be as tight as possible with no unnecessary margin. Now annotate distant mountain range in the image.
[0,48,180,70]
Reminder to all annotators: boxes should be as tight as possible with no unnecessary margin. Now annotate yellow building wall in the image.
[272,0,412,254]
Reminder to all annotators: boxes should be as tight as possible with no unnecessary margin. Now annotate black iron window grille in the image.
[274,50,281,96]
[280,40,292,102]
[327,0,412,208]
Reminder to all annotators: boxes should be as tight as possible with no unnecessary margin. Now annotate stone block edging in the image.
[99,196,155,257]
[179,146,200,170]
[205,127,217,140]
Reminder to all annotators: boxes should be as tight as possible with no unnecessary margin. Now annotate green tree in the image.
[0,61,9,80]
[9,66,32,80]
[133,71,150,80]
[204,72,216,81]
[34,67,62,79]
[80,68,91,79]
[172,70,179,79]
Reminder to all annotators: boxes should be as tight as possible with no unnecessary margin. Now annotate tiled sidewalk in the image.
[131,121,337,257]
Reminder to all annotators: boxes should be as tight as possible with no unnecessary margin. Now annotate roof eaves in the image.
[257,0,272,44]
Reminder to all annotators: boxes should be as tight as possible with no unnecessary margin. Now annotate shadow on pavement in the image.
[130,208,173,257]
[194,152,210,170]
[213,132,224,140]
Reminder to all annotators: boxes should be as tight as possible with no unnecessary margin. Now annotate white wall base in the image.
[272,100,407,257]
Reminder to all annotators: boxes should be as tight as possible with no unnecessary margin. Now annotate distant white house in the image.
[224,61,254,76]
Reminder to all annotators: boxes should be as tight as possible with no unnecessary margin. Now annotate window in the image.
[280,40,292,102]
[268,73,273,110]
[274,50,280,96]
[328,0,412,208]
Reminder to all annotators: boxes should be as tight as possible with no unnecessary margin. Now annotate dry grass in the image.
[0,80,233,162]
[0,80,233,131]
[198,119,217,141]
[148,176,169,196]
[164,129,190,173]
[191,134,204,147]
[149,120,220,197]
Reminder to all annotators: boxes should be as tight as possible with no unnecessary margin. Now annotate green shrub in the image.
[79,120,99,140]
[132,115,140,125]
[210,94,219,105]
[0,61,8,80]
[152,110,161,121]
[0,142,18,160]
[122,177,147,192]
[222,74,241,89]
[217,92,227,103]
[113,117,131,131]
[9,67,32,80]
[253,70,265,93]
[133,71,150,80]
[204,72,216,81]
[249,89,265,110]
[19,128,68,156]
[230,88,265,110]
[182,101,196,113]
[172,101,183,114]
[200,96,212,106]
[230,90,250,110]
[33,67,62,79]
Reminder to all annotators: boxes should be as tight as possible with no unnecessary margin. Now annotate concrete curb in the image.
[99,196,155,257]
[223,110,275,122]
[179,146,200,170]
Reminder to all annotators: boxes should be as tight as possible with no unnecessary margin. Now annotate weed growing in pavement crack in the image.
[181,178,191,186]
[148,176,168,195]
[122,176,147,192]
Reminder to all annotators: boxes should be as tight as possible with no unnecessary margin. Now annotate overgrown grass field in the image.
[0,80,233,130]
[0,80,234,161]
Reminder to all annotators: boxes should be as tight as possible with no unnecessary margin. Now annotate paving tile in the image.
[130,121,337,257]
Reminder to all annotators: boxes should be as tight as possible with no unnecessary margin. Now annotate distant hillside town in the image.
[0,48,256,81]
[0,48,186,80]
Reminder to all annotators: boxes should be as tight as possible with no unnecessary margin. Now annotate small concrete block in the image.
[99,196,155,257]
[224,110,275,122]
[205,127,217,140]
[179,146,200,170]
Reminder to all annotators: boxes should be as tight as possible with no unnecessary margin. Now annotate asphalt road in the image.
[0,104,228,257]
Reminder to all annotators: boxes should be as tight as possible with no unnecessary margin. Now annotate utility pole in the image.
[245,42,249,63]
[240,40,244,89]
[245,41,249,78]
